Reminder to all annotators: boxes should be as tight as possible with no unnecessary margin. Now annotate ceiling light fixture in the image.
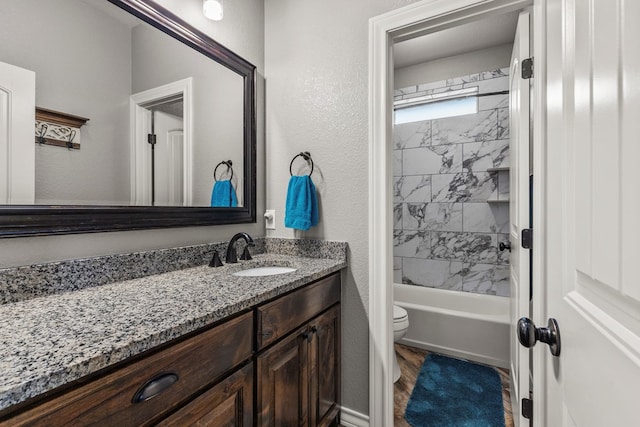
[203,0,223,21]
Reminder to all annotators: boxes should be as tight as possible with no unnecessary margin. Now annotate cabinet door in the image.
[309,306,340,427]
[158,363,253,427]
[257,325,309,427]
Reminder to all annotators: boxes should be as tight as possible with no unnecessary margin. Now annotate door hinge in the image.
[522,398,533,420]
[522,228,533,249]
[147,133,157,145]
[522,57,534,79]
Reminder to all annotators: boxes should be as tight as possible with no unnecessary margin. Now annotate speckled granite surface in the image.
[265,237,348,260]
[0,239,347,412]
[0,239,266,305]
[0,236,353,305]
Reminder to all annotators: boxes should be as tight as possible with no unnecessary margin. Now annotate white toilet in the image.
[393,304,410,383]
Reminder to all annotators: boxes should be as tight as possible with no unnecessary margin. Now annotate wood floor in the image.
[394,343,514,427]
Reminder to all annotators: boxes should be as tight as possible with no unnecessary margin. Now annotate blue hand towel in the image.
[211,180,238,207]
[285,175,318,231]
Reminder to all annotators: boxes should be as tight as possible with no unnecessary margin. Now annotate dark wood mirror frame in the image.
[0,0,257,238]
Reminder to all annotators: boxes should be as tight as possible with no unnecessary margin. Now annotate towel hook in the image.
[37,123,48,145]
[289,152,314,176]
[214,160,233,181]
[66,129,76,150]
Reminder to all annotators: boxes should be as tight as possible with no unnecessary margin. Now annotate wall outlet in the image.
[264,210,276,230]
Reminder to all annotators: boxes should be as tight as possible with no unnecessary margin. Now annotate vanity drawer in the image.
[257,272,340,350]
[2,311,253,427]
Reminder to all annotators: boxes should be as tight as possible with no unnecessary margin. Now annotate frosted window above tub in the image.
[394,87,479,124]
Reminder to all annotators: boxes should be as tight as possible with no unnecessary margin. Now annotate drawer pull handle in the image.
[132,372,179,404]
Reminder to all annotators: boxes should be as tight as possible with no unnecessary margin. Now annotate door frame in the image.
[130,77,193,206]
[367,0,545,425]
[508,10,531,427]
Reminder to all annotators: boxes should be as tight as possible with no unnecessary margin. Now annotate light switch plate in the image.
[264,209,275,230]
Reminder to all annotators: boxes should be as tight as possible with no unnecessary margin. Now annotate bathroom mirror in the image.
[0,0,256,236]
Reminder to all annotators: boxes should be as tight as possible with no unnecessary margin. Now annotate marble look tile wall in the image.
[393,68,511,297]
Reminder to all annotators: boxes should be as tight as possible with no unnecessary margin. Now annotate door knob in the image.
[517,317,561,357]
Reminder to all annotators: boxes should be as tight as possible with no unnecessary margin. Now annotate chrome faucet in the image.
[225,232,255,263]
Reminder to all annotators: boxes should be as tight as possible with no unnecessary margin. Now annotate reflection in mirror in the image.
[0,0,244,207]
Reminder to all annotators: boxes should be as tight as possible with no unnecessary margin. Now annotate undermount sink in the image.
[232,266,297,277]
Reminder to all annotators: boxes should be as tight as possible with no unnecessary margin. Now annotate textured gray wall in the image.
[0,0,265,266]
[264,0,421,416]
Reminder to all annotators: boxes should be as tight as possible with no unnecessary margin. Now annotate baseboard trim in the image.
[340,406,370,427]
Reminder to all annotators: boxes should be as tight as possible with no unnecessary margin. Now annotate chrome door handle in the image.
[517,317,561,357]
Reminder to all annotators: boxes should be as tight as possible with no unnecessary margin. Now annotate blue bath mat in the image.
[405,354,505,427]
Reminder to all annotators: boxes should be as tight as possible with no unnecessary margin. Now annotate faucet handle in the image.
[209,250,223,267]
[240,246,252,261]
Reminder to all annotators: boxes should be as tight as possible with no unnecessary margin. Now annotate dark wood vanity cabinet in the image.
[0,272,341,427]
[256,273,341,427]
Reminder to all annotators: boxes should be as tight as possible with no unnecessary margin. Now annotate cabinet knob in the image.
[132,372,179,404]
[302,326,318,343]
[302,327,317,343]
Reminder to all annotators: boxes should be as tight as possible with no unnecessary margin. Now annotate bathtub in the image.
[394,283,510,368]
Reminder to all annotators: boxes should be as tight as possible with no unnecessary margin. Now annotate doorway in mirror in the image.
[130,78,193,207]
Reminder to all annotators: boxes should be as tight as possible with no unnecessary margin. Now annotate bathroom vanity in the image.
[0,243,346,427]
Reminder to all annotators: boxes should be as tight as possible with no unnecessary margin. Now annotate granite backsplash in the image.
[0,238,347,304]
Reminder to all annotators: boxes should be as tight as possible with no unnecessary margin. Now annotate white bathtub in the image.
[394,283,510,368]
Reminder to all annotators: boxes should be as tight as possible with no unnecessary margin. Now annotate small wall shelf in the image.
[36,107,89,128]
[34,107,89,150]
[486,166,510,172]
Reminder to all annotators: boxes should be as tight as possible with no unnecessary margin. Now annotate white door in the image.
[153,111,183,206]
[166,129,184,206]
[0,61,35,204]
[509,11,530,427]
[541,0,640,425]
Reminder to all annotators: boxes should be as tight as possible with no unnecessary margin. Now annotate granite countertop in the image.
[0,253,346,412]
